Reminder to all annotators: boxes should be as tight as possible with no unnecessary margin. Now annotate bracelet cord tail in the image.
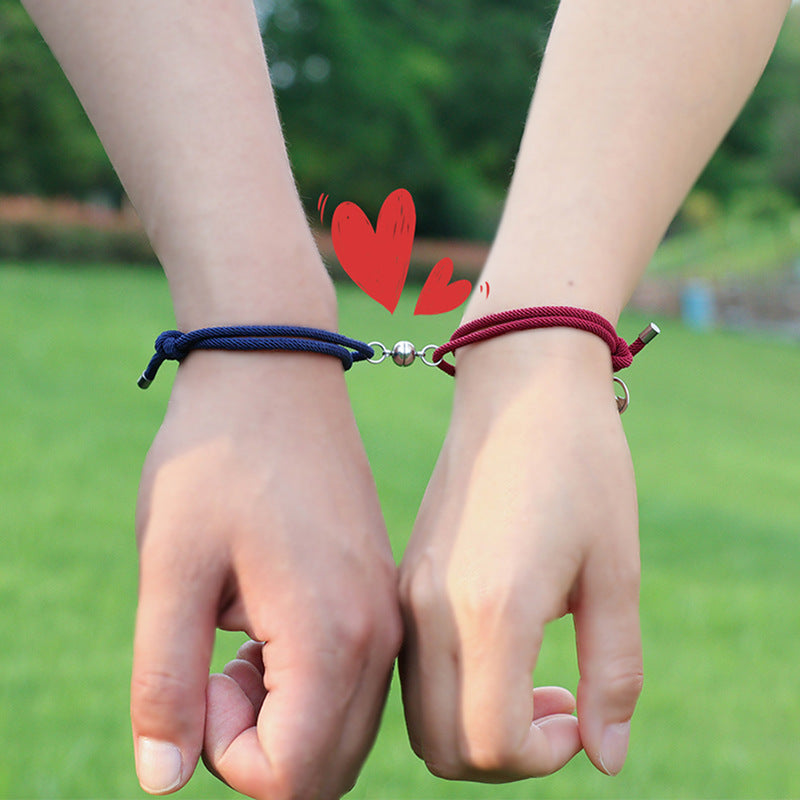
[137,325,373,388]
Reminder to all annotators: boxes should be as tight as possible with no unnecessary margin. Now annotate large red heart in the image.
[414,257,472,315]
[332,189,416,314]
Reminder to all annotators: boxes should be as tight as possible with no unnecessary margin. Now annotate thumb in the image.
[131,547,220,794]
[573,549,643,777]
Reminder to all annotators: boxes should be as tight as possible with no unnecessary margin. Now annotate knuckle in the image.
[334,605,375,655]
[601,553,641,601]
[457,731,518,774]
[131,668,196,729]
[326,596,397,665]
[399,561,441,618]
[614,567,641,603]
[461,745,511,774]
[597,663,645,711]
[454,580,502,623]
[268,765,350,800]
[381,606,404,659]
[425,757,462,780]
[264,775,304,800]
[450,577,533,643]
[410,739,467,780]
[255,763,319,800]
[422,735,520,778]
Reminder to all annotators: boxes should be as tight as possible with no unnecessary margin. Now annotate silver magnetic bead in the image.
[391,340,416,366]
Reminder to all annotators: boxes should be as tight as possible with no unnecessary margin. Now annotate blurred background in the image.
[2,1,800,797]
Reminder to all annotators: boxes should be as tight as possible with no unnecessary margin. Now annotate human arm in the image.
[399,0,790,780]
[20,2,401,797]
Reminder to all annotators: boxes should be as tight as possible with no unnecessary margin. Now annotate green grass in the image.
[649,212,800,280]
[2,263,800,798]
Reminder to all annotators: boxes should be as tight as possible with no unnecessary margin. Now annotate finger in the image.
[257,640,366,798]
[456,623,582,780]
[398,565,460,767]
[207,635,374,799]
[236,639,266,675]
[397,635,422,756]
[320,646,396,796]
[573,550,643,776]
[223,659,267,710]
[204,673,273,798]
[131,552,221,795]
[532,686,577,720]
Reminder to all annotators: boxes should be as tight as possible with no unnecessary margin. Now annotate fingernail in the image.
[137,738,183,793]
[599,722,630,776]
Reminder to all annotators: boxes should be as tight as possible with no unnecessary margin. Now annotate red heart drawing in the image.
[332,189,416,314]
[414,257,472,316]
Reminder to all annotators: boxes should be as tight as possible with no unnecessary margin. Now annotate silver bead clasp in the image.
[367,341,442,367]
[391,340,416,366]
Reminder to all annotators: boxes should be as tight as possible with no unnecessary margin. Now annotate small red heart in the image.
[414,257,472,316]
[331,189,416,314]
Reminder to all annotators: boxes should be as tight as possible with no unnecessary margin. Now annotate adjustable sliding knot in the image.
[138,325,374,388]
[137,309,659,413]
[154,330,185,361]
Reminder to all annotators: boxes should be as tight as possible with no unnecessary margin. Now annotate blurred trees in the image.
[692,5,800,225]
[0,1,119,200]
[1,0,800,237]
[261,0,556,237]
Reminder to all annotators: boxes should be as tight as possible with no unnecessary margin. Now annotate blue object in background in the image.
[681,281,716,330]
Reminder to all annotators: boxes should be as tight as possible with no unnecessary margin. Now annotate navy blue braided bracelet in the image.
[138,325,374,388]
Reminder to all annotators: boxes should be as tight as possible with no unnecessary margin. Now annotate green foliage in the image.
[263,0,556,238]
[4,0,800,236]
[651,207,800,279]
[267,2,800,238]
[2,265,800,797]
[0,2,119,198]
[698,6,800,209]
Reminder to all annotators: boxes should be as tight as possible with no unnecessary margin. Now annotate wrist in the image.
[455,325,613,381]
[441,305,626,385]
[461,232,641,327]
[161,228,338,331]
[450,326,617,422]
[169,263,338,332]
[461,278,623,330]
[165,346,353,430]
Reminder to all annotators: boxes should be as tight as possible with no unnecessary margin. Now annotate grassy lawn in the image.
[649,212,800,280]
[1,263,800,798]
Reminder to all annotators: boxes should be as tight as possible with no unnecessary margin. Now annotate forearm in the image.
[468,0,790,323]
[22,0,334,329]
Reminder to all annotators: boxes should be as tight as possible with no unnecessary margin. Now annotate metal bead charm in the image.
[391,340,416,366]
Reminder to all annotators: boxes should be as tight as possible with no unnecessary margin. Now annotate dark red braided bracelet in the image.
[433,306,659,377]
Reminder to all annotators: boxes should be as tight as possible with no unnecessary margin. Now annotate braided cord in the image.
[138,325,374,388]
[433,306,658,377]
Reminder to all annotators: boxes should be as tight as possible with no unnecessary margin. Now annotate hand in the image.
[399,329,643,780]
[131,351,401,799]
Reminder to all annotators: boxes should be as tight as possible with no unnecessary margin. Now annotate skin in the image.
[134,351,400,798]
[21,0,790,795]
[399,0,790,781]
[21,2,400,797]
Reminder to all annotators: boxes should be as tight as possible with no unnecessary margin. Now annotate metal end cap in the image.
[638,323,661,345]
